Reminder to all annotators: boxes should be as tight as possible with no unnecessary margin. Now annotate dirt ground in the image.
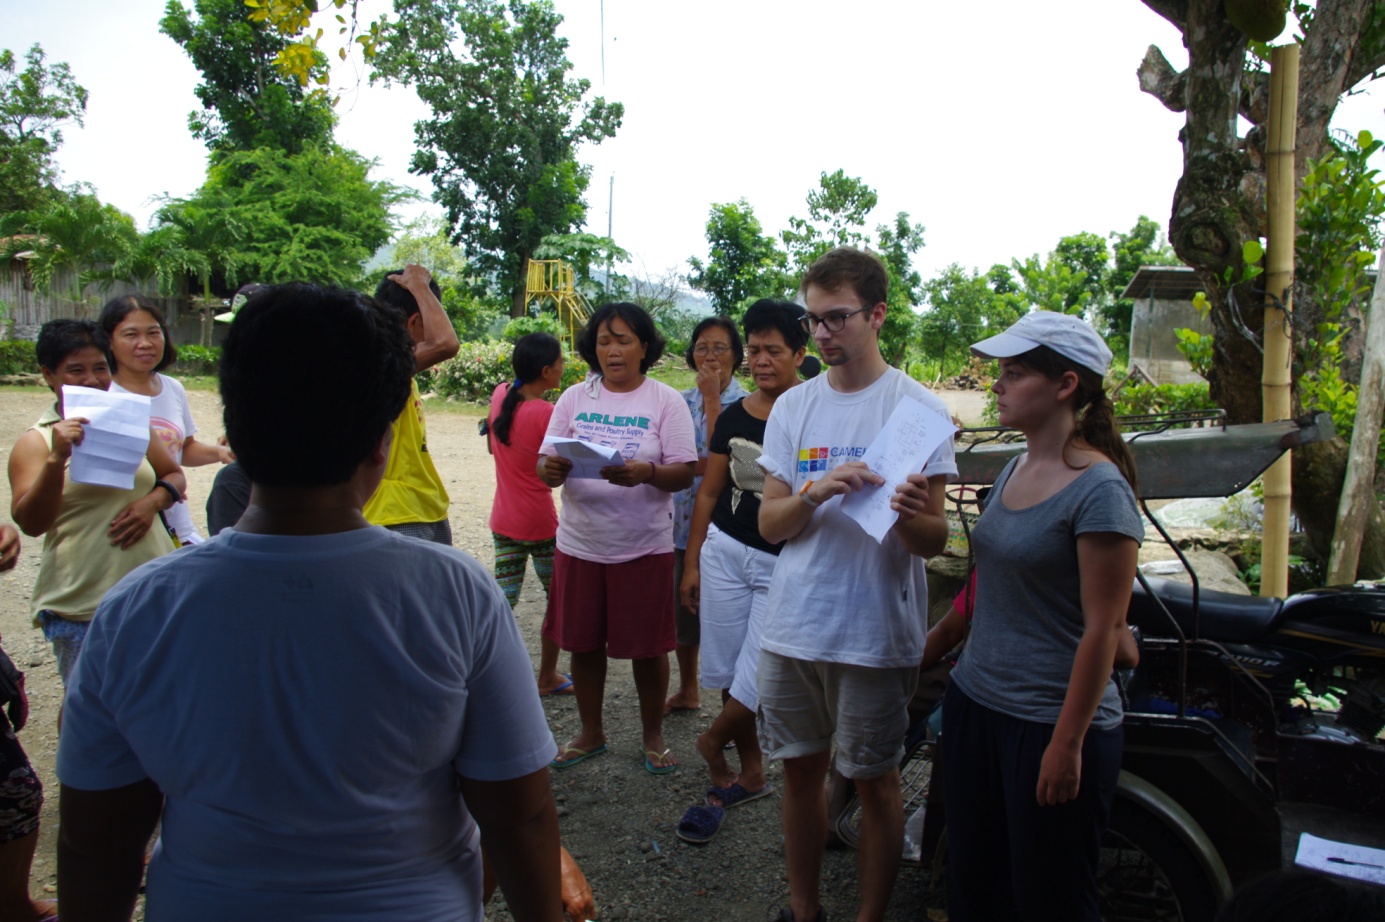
[0,384,988,921]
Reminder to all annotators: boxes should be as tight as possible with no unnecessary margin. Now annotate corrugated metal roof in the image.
[1120,266,1203,300]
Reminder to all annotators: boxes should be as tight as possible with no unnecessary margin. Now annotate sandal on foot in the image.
[540,674,575,696]
[775,907,826,922]
[706,781,775,809]
[550,743,608,770]
[644,748,679,775]
[676,803,725,844]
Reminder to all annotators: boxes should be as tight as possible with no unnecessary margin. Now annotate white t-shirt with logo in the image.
[757,368,957,668]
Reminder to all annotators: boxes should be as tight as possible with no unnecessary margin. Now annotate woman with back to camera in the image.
[101,295,232,545]
[537,303,697,774]
[8,319,185,688]
[667,316,748,714]
[675,299,805,843]
[936,311,1142,921]
[487,332,571,696]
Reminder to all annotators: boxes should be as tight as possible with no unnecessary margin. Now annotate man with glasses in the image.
[756,247,956,922]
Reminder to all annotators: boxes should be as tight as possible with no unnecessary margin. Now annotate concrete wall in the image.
[1128,294,1211,385]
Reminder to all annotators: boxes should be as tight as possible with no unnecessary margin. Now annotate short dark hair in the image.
[37,319,108,371]
[374,270,443,320]
[221,284,414,487]
[98,294,177,372]
[684,316,744,372]
[576,302,665,374]
[742,299,808,352]
[800,246,888,310]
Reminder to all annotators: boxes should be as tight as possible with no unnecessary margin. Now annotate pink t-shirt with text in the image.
[487,382,559,542]
[541,376,697,564]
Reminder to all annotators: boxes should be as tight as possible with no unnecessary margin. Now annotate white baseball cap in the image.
[970,311,1113,377]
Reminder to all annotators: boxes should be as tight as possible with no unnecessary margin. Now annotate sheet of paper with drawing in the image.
[547,436,626,479]
[840,397,958,543]
[62,385,153,490]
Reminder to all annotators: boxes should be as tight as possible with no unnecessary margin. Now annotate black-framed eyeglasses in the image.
[801,307,870,334]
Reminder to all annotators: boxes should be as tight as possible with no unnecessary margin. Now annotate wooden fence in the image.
[1,261,199,343]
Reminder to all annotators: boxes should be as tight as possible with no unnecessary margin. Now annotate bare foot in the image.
[663,692,700,714]
[695,730,739,788]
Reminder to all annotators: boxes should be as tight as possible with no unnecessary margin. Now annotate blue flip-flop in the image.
[550,743,608,770]
[644,748,679,775]
[540,674,575,696]
[706,782,775,809]
[676,803,725,844]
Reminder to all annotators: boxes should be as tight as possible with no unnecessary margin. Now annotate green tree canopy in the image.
[0,191,138,296]
[0,44,88,215]
[179,144,405,287]
[373,0,623,317]
[687,200,791,317]
[919,263,1026,378]
[1103,215,1179,351]
[161,0,337,156]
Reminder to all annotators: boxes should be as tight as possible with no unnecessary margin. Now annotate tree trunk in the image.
[1294,439,1385,580]
[510,252,531,319]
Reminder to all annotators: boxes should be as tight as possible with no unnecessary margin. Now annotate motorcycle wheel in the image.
[1098,796,1223,922]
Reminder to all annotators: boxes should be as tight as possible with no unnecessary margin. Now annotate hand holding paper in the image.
[61,385,153,490]
[545,436,626,480]
[839,398,958,543]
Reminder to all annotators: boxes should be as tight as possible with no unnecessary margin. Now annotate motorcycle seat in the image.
[1128,576,1286,643]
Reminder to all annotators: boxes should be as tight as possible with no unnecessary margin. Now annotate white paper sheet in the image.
[839,397,958,543]
[546,436,627,480]
[61,385,152,490]
[1295,831,1385,886]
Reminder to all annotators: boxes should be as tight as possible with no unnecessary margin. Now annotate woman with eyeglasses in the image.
[666,317,748,715]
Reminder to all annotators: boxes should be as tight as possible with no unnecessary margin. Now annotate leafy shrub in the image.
[170,345,221,377]
[1114,382,1216,417]
[429,341,589,402]
[501,315,564,343]
[0,339,38,375]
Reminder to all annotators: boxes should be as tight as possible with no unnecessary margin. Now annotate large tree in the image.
[1137,0,1385,574]
[1103,215,1179,352]
[687,200,792,317]
[160,0,337,156]
[920,264,1027,378]
[0,44,88,215]
[373,0,623,317]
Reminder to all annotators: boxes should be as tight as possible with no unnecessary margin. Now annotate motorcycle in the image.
[836,410,1385,921]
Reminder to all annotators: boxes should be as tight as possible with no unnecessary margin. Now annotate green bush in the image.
[429,342,590,403]
[170,345,221,377]
[0,340,37,375]
[1114,382,1216,417]
[501,315,564,343]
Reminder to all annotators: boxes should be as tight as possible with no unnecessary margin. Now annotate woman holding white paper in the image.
[536,302,697,774]
[8,319,185,686]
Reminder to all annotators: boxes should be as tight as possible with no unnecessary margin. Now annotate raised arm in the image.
[392,265,460,373]
[9,423,84,537]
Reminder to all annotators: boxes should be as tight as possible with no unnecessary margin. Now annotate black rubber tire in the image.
[1098,794,1224,922]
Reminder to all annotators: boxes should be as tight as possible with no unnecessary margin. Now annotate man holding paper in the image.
[757,247,956,922]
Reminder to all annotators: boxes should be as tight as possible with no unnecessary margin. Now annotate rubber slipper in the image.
[676,803,725,844]
[644,748,679,775]
[550,743,608,770]
[706,781,775,809]
[540,674,575,696]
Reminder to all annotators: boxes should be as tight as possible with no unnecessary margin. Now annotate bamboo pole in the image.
[1327,245,1385,584]
[1260,44,1299,599]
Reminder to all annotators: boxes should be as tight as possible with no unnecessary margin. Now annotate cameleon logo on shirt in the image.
[798,445,866,473]
[574,412,651,429]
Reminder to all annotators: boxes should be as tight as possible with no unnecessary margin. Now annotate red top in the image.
[487,383,559,541]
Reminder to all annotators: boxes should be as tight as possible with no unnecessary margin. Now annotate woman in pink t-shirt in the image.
[487,332,568,695]
[538,303,698,775]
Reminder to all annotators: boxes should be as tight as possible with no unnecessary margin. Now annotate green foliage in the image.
[0,44,88,216]
[918,264,1025,378]
[0,339,37,375]
[1103,215,1179,353]
[1112,382,1216,417]
[534,231,628,303]
[364,217,505,340]
[1010,234,1105,316]
[781,169,879,270]
[160,0,337,155]
[687,199,791,316]
[429,340,587,401]
[501,315,563,342]
[188,144,405,287]
[1173,328,1214,379]
[373,0,623,312]
[0,191,140,296]
[169,344,221,376]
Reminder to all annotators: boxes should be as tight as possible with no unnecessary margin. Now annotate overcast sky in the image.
[4,0,1382,286]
